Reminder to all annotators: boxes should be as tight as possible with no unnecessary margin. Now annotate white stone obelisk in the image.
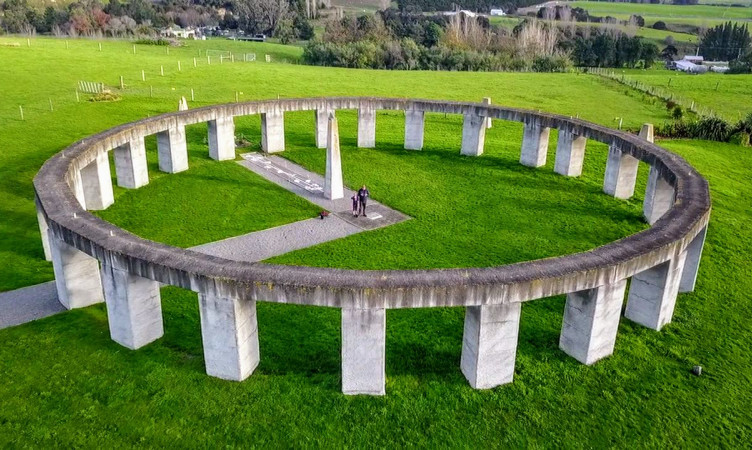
[325,113,344,200]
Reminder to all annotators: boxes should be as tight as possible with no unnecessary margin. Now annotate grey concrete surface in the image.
[0,282,64,330]
[114,138,149,189]
[342,307,386,395]
[603,144,639,199]
[157,122,188,173]
[554,129,587,177]
[461,112,486,156]
[208,116,235,161]
[520,121,550,168]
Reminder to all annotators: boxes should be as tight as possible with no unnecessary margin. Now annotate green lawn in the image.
[1,37,752,446]
[570,0,752,27]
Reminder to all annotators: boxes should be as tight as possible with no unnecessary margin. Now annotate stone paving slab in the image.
[0,281,64,330]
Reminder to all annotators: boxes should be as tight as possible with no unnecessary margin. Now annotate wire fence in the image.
[583,67,717,118]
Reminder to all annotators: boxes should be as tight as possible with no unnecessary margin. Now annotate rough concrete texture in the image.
[35,199,52,261]
[80,152,114,210]
[325,115,344,200]
[520,122,550,168]
[357,107,376,148]
[483,97,492,129]
[559,279,626,365]
[315,109,331,149]
[70,169,87,209]
[198,291,260,381]
[625,253,687,330]
[157,125,188,173]
[261,110,285,153]
[461,113,486,156]
[640,123,655,143]
[208,116,236,161]
[192,217,362,262]
[603,144,639,199]
[342,307,386,395]
[554,130,587,177]
[679,226,707,293]
[114,139,149,189]
[49,231,103,310]
[101,263,164,350]
[0,282,63,330]
[644,166,675,225]
[404,109,425,150]
[461,303,521,389]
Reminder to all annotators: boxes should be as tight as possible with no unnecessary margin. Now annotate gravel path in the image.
[1,153,409,329]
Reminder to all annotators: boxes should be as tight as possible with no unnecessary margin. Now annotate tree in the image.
[234,0,290,36]
[661,44,678,62]
[699,22,751,61]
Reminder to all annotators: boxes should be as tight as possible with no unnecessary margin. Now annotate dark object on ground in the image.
[319,211,330,220]
[692,365,703,376]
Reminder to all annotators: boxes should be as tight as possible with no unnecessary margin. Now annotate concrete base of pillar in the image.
[520,122,550,167]
[640,123,655,143]
[114,139,149,189]
[603,144,639,199]
[643,166,675,225]
[261,111,285,153]
[208,116,236,161]
[560,280,626,365]
[461,113,486,156]
[342,308,386,395]
[404,109,425,150]
[157,125,189,173]
[358,108,376,148]
[482,97,492,129]
[35,199,51,261]
[81,152,114,210]
[49,233,104,310]
[198,290,260,381]
[679,226,707,293]
[625,254,687,330]
[101,264,163,350]
[554,131,587,177]
[460,303,521,389]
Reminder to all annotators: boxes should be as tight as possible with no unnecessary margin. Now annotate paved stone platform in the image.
[1,153,409,329]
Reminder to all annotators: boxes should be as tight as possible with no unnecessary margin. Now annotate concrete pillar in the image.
[643,166,675,225]
[80,151,114,211]
[460,303,521,389]
[157,124,188,173]
[342,307,386,395]
[315,109,332,149]
[70,168,87,209]
[625,253,687,330]
[461,112,486,156]
[357,106,376,148]
[261,110,285,153]
[640,123,655,143]
[559,279,626,365]
[198,288,260,381]
[35,198,51,261]
[520,121,550,168]
[679,226,707,293]
[114,138,149,189]
[554,130,587,177]
[101,263,163,350]
[208,115,236,161]
[404,109,425,150]
[49,232,104,310]
[603,144,639,199]
[482,97,492,129]
[325,114,344,200]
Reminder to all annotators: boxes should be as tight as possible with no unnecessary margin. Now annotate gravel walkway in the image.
[1,153,409,329]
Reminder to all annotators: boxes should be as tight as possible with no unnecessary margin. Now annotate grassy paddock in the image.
[1,37,751,446]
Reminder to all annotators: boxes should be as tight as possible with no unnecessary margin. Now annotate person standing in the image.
[357,185,370,217]
[351,194,359,217]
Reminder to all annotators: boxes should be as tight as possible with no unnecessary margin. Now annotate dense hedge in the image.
[658,113,752,145]
[395,0,541,13]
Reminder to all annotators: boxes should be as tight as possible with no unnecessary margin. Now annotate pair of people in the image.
[351,185,370,217]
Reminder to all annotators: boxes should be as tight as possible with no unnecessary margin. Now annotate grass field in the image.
[570,0,752,27]
[1,36,752,446]
[621,68,752,120]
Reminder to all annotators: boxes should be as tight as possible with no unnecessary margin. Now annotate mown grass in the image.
[1,36,752,446]
[621,68,752,121]
[570,1,752,27]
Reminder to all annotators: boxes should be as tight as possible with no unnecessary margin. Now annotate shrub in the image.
[89,90,121,102]
[666,100,677,110]
[134,38,170,46]
[694,116,731,141]
[729,132,750,147]
[672,106,683,120]
[653,21,667,30]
